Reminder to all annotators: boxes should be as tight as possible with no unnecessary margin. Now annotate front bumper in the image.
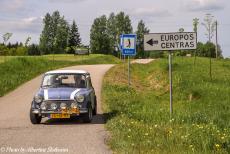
[32,108,88,116]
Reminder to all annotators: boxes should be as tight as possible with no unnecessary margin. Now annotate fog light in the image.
[60,103,67,109]
[40,102,47,110]
[50,103,57,110]
[71,102,78,109]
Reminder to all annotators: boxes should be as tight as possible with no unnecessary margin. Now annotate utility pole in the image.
[215,20,218,59]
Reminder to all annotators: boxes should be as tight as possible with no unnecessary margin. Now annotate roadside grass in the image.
[0,54,120,63]
[102,57,230,153]
[0,54,120,96]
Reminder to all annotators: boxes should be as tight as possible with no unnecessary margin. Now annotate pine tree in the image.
[68,20,81,53]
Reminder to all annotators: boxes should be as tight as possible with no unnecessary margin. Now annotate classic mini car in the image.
[30,70,97,124]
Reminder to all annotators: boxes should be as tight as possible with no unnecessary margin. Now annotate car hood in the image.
[38,87,87,100]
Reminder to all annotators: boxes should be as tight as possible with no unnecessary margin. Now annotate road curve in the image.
[0,64,114,154]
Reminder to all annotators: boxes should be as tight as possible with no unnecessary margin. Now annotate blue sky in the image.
[0,0,229,57]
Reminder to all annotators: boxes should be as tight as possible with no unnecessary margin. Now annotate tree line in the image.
[0,11,223,58]
[40,11,81,54]
[90,12,150,58]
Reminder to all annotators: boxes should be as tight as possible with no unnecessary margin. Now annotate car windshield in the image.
[42,74,86,88]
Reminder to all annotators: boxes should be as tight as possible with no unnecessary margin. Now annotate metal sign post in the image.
[169,51,173,117]
[128,56,130,86]
[121,34,137,86]
[144,32,197,117]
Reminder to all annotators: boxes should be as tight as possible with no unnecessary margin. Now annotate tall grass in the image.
[0,54,120,96]
[102,57,230,153]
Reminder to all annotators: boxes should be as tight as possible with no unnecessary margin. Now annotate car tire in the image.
[30,109,42,124]
[82,104,93,123]
[93,96,97,115]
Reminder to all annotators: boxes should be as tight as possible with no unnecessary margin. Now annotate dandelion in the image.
[128,129,131,132]
[128,135,131,138]
[145,133,149,136]
[189,145,193,148]
[215,144,220,149]
[154,124,158,128]
[221,136,225,140]
[131,121,134,124]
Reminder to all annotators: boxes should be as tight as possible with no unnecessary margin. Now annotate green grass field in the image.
[0,54,121,96]
[102,57,230,153]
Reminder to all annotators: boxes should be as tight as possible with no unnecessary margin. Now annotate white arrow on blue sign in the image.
[121,34,136,56]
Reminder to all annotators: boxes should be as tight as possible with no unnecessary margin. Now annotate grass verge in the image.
[0,54,120,96]
[102,57,230,153]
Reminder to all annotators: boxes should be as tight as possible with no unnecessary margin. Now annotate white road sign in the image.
[144,32,197,51]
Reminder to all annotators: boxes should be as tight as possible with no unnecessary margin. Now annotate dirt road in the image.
[0,64,114,154]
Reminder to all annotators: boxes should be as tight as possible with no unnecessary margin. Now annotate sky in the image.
[0,0,229,57]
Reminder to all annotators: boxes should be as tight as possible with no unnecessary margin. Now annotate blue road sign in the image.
[121,34,136,56]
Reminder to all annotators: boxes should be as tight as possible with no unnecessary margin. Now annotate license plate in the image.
[50,114,70,119]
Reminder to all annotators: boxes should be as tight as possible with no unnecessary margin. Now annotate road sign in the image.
[144,32,197,51]
[121,34,136,56]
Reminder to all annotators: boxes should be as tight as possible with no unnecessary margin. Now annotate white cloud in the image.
[132,8,171,17]
[130,7,172,21]
[0,17,43,34]
[183,0,225,12]
[0,0,25,12]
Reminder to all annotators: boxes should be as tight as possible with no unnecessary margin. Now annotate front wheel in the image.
[30,109,42,124]
[82,105,93,123]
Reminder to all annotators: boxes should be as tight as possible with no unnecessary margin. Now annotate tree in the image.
[115,12,133,44]
[193,18,199,65]
[39,13,53,54]
[195,42,222,58]
[179,28,184,32]
[68,20,81,53]
[28,44,40,55]
[202,13,216,42]
[136,20,150,58]
[90,15,110,54]
[3,33,13,44]
[107,13,117,54]
[54,16,69,53]
[193,18,199,33]
[39,11,69,54]
[25,36,31,47]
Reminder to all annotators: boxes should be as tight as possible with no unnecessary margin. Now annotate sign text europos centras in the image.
[144,32,197,51]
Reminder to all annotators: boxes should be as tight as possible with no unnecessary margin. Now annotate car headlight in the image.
[71,102,78,109]
[40,102,47,110]
[75,94,84,103]
[60,103,67,109]
[34,95,43,103]
[50,103,57,110]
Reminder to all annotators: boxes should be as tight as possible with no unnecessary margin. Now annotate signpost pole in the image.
[128,56,130,86]
[169,51,173,117]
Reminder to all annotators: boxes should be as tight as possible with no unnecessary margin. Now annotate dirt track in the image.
[0,64,114,154]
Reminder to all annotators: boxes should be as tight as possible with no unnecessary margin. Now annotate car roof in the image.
[45,70,89,75]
